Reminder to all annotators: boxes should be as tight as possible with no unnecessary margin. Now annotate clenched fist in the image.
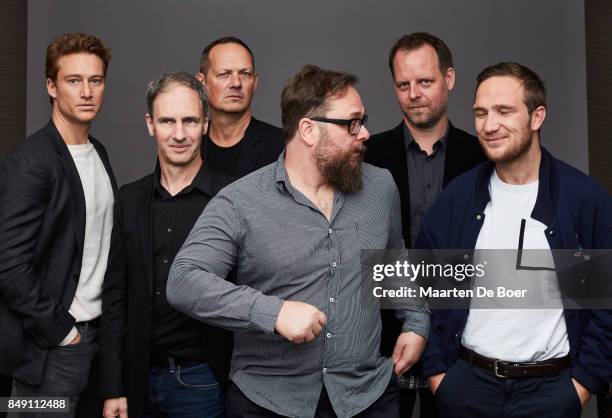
[275,301,327,343]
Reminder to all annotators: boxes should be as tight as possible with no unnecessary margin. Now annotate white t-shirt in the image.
[60,141,114,345]
[461,170,569,362]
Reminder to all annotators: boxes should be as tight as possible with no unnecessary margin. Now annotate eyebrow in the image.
[472,104,517,112]
[157,116,201,122]
[62,74,104,79]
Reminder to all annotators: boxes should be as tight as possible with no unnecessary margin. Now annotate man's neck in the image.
[404,115,448,155]
[495,138,541,185]
[207,110,252,148]
[284,144,335,220]
[159,156,202,196]
[52,109,90,145]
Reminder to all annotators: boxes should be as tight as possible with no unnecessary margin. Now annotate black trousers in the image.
[435,359,582,418]
[399,387,436,418]
[227,375,399,417]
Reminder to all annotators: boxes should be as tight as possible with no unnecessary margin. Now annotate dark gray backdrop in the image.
[27,0,588,186]
[24,2,600,416]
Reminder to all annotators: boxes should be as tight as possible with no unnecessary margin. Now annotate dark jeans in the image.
[435,359,582,418]
[11,321,98,418]
[144,360,225,418]
[227,374,399,417]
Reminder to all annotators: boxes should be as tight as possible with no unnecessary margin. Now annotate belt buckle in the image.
[494,360,507,378]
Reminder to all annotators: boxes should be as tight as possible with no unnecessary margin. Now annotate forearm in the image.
[167,263,284,334]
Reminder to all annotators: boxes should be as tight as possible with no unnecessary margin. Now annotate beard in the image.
[403,97,447,130]
[480,121,534,164]
[314,134,365,193]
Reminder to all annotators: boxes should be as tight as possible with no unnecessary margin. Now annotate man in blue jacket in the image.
[417,62,611,418]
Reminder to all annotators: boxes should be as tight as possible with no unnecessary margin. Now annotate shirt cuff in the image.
[400,310,430,340]
[250,293,284,335]
[58,326,78,346]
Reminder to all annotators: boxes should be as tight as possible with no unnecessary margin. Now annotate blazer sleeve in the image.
[0,148,75,348]
[99,191,128,398]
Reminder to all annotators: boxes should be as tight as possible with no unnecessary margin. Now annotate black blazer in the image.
[364,122,486,358]
[0,121,118,385]
[202,116,284,186]
[98,166,235,417]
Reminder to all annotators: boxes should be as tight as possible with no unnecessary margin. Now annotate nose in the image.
[482,114,500,134]
[80,82,92,99]
[229,73,242,89]
[409,85,421,100]
[173,122,187,141]
[357,125,370,142]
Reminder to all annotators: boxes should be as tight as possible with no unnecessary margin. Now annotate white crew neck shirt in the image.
[60,141,114,344]
[461,170,569,362]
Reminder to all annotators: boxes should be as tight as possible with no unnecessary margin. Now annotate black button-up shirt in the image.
[403,124,448,247]
[150,163,214,362]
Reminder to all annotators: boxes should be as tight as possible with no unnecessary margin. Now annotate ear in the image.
[530,105,546,131]
[145,113,155,136]
[253,72,259,93]
[203,117,209,135]
[444,67,455,91]
[297,117,319,147]
[47,78,57,100]
[196,72,206,87]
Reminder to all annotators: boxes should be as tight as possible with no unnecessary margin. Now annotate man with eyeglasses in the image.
[167,64,429,417]
[364,32,486,417]
[417,62,612,418]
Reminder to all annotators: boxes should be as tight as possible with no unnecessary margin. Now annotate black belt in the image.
[75,317,100,327]
[150,354,201,369]
[459,346,570,378]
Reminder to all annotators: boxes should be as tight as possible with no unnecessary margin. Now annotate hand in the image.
[571,378,592,406]
[69,331,81,345]
[428,373,446,394]
[391,331,426,375]
[103,397,128,418]
[274,301,327,343]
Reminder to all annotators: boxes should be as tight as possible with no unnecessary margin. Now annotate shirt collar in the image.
[153,159,214,198]
[402,122,449,152]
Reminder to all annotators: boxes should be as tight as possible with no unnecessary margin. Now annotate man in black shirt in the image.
[365,32,486,418]
[196,36,284,186]
[99,72,231,418]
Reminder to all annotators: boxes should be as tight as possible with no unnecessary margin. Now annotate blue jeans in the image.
[144,360,225,418]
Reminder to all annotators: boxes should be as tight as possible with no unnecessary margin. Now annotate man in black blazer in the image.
[0,33,117,417]
[364,32,486,418]
[196,36,284,187]
[100,72,232,418]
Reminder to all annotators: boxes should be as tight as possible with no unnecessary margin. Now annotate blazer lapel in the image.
[45,121,86,259]
[137,184,155,294]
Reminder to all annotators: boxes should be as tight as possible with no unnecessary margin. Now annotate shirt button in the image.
[156,291,161,295]
[548,230,555,235]
[163,259,169,264]
[322,368,328,373]
[332,262,337,268]
[328,228,333,234]
[326,332,332,338]
[476,214,482,220]
[329,297,335,303]
[167,227,173,233]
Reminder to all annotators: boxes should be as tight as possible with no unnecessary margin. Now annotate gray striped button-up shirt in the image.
[168,153,429,417]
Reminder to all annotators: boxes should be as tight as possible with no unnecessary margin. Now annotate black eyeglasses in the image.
[310,114,368,135]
